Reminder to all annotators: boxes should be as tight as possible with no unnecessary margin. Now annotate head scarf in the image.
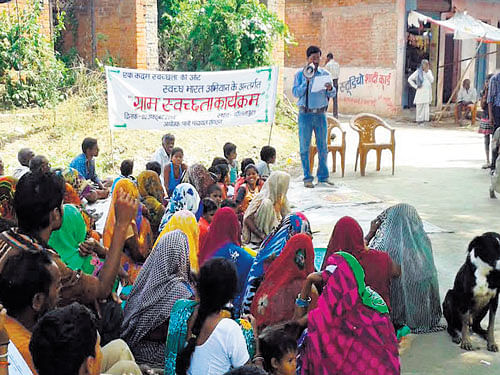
[63,183,82,205]
[242,171,291,243]
[184,163,214,199]
[48,204,103,276]
[240,212,311,315]
[369,203,442,332]
[56,167,91,199]
[322,216,365,269]
[302,252,399,375]
[251,233,315,329]
[137,171,165,231]
[0,176,17,221]
[155,210,200,273]
[103,178,152,257]
[158,183,200,232]
[138,171,164,203]
[198,207,241,265]
[121,230,193,367]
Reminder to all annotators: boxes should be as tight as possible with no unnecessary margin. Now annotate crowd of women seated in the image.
[0,140,445,375]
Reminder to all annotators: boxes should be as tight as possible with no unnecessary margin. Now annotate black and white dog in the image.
[443,232,500,352]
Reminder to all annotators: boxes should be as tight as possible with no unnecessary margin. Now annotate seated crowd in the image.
[0,133,446,375]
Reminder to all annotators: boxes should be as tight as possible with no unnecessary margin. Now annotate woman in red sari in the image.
[322,216,400,309]
[250,233,316,331]
[298,252,400,375]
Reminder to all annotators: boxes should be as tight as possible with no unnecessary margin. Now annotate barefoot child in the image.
[479,74,494,168]
[163,147,187,197]
[490,127,500,198]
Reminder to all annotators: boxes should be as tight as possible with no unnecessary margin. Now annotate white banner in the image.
[105,66,278,130]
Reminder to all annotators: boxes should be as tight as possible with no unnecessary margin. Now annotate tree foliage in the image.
[159,0,292,71]
[0,0,69,108]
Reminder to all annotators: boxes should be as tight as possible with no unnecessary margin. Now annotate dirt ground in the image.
[289,116,500,374]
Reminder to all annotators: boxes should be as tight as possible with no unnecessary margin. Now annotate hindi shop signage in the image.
[105,66,279,130]
[336,67,398,116]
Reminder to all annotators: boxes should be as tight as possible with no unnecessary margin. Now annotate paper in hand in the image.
[8,342,34,375]
[311,75,333,93]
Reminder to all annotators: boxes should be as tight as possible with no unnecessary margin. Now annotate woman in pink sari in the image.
[296,252,400,375]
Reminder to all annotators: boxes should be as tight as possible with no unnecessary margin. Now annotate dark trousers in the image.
[491,106,500,168]
[332,79,339,118]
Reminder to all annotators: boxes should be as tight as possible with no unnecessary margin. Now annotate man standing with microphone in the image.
[293,45,336,188]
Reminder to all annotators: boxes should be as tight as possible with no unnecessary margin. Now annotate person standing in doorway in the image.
[488,70,500,169]
[292,46,336,188]
[325,53,340,118]
[408,59,434,125]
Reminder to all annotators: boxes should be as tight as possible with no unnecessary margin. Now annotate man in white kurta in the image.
[408,59,434,124]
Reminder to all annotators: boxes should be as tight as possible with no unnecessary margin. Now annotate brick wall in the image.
[0,0,51,36]
[285,0,398,68]
[268,0,286,95]
[63,0,158,69]
[284,0,404,116]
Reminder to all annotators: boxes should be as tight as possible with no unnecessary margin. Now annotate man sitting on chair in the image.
[456,79,477,122]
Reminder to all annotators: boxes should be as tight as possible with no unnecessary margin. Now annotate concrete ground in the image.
[287,117,500,374]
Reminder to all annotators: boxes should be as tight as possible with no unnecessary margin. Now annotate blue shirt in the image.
[70,153,100,184]
[488,73,500,107]
[292,67,336,109]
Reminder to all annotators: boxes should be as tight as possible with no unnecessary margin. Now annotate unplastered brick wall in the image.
[285,0,398,68]
[284,0,402,116]
[0,0,51,36]
[63,0,158,69]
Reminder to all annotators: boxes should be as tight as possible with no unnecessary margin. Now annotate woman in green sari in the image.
[48,204,104,276]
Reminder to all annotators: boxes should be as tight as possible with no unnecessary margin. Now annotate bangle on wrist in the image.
[295,293,312,308]
[0,342,8,347]
[0,354,7,360]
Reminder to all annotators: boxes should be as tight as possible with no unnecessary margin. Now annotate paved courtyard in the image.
[287,118,500,374]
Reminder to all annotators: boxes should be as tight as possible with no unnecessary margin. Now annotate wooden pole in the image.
[436,39,484,122]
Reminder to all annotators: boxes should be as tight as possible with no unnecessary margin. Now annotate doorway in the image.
[443,33,461,103]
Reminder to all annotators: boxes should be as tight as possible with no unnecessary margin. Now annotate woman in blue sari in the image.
[240,212,311,315]
[198,207,254,311]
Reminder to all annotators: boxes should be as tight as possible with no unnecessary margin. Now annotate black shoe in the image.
[304,181,314,188]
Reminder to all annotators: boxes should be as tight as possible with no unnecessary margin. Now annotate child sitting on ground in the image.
[111,159,135,192]
[234,158,256,193]
[145,161,162,176]
[224,142,239,185]
[256,146,276,181]
[209,163,229,200]
[164,147,187,197]
[236,164,263,215]
[199,197,218,247]
[259,324,298,375]
[207,183,223,207]
[489,127,500,198]
[221,198,238,214]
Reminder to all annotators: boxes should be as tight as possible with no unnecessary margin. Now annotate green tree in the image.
[159,0,292,71]
[0,0,68,108]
